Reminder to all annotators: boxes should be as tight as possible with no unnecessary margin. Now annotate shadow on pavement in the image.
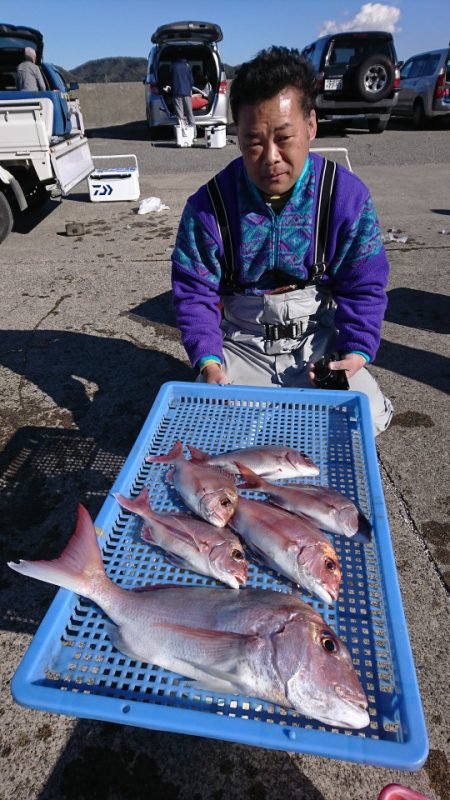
[86,121,151,141]
[376,338,450,396]
[12,198,60,234]
[122,291,177,333]
[35,718,326,800]
[385,288,450,335]
[0,330,192,633]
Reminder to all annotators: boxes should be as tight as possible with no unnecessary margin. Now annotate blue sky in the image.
[2,1,449,69]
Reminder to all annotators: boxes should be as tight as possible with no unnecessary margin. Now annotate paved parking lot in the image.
[0,119,449,800]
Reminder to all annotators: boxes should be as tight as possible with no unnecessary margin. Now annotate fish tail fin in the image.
[7,504,106,597]
[146,440,184,464]
[114,488,153,520]
[186,443,208,462]
[234,461,264,489]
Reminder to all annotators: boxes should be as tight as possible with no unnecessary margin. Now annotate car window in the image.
[329,45,355,65]
[409,57,428,78]
[421,54,441,76]
[303,44,321,72]
[327,39,392,66]
[400,58,414,79]
[445,58,450,82]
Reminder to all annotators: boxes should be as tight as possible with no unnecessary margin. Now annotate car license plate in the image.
[325,78,343,91]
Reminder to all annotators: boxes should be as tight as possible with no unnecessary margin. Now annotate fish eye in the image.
[231,549,244,561]
[325,558,337,572]
[220,498,231,507]
[321,634,337,653]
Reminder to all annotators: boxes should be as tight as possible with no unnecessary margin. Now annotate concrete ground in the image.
[0,116,449,800]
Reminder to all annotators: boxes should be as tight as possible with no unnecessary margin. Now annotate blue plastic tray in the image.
[11,383,428,769]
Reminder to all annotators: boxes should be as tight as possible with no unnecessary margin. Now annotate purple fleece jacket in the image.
[171,153,389,367]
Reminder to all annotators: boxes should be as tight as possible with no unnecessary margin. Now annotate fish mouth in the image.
[333,686,369,728]
[309,582,334,605]
[354,512,372,543]
[287,452,319,476]
[199,492,237,527]
[335,700,370,729]
[235,569,247,586]
[225,572,247,589]
[319,700,370,730]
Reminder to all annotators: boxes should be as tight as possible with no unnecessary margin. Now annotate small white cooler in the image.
[88,154,140,202]
[205,125,226,148]
[174,122,195,147]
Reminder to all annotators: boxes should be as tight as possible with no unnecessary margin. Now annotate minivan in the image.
[395,46,450,127]
[144,20,228,139]
[302,31,401,133]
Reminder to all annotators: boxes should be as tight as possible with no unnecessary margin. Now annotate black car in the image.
[302,31,401,133]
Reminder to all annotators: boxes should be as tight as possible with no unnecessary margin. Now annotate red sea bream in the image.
[8,505,369,729]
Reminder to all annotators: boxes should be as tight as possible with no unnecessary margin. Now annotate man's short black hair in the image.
[230,46,317,124]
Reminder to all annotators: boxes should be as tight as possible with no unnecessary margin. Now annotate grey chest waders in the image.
[203,158,394,435]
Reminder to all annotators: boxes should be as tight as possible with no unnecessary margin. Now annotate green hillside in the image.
[56,57,237,83]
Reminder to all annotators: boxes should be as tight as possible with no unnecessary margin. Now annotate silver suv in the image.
[144,20,228,139]
[395,46,450,127]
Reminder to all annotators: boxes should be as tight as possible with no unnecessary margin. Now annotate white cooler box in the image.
[205,124,226,148]
[174,122,195,147]
[88,154,140,202]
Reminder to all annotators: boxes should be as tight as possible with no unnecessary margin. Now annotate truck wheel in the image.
[354,56,394,102]
[0,191,14,243]
[412,100,425,129]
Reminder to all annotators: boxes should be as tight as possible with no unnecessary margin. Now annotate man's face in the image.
[237,87,317,195]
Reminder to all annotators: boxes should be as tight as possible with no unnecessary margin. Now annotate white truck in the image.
[0,22,94,242]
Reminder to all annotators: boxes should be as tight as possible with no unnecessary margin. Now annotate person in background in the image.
[171,46,393,436]
[169,55,197,137]
[16,46,46,91]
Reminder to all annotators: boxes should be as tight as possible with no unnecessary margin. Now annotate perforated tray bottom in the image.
[11,384,427,769]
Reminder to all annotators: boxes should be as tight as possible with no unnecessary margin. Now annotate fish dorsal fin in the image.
[146,440,184,465]
[113,488,151,519]
[186,443,209,462]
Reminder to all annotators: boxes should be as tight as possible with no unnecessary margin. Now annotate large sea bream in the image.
[8,505,369,729]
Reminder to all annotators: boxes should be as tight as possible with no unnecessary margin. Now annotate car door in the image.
[398,55,428,112]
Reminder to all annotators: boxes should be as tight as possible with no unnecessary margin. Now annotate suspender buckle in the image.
[263,321,306,341]
[310,261,327,280]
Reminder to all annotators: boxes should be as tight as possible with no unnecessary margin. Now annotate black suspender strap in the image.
[206,175,236,289]
[206,157,338,290]
[310,157,337,282]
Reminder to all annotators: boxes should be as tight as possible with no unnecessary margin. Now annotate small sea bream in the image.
[187,443,319,480]
[229,492,342,604]
[114,488,247,588]
[146,441,238,527]
[8,505,369,729]
[237,463,372,543]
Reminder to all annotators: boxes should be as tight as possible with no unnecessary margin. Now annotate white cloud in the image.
[319,3,402,36]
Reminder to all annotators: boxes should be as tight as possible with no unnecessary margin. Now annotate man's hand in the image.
[308,352,366,385]
[201,363,229,385]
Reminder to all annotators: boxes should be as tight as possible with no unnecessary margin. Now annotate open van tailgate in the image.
[50,134,94,194]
